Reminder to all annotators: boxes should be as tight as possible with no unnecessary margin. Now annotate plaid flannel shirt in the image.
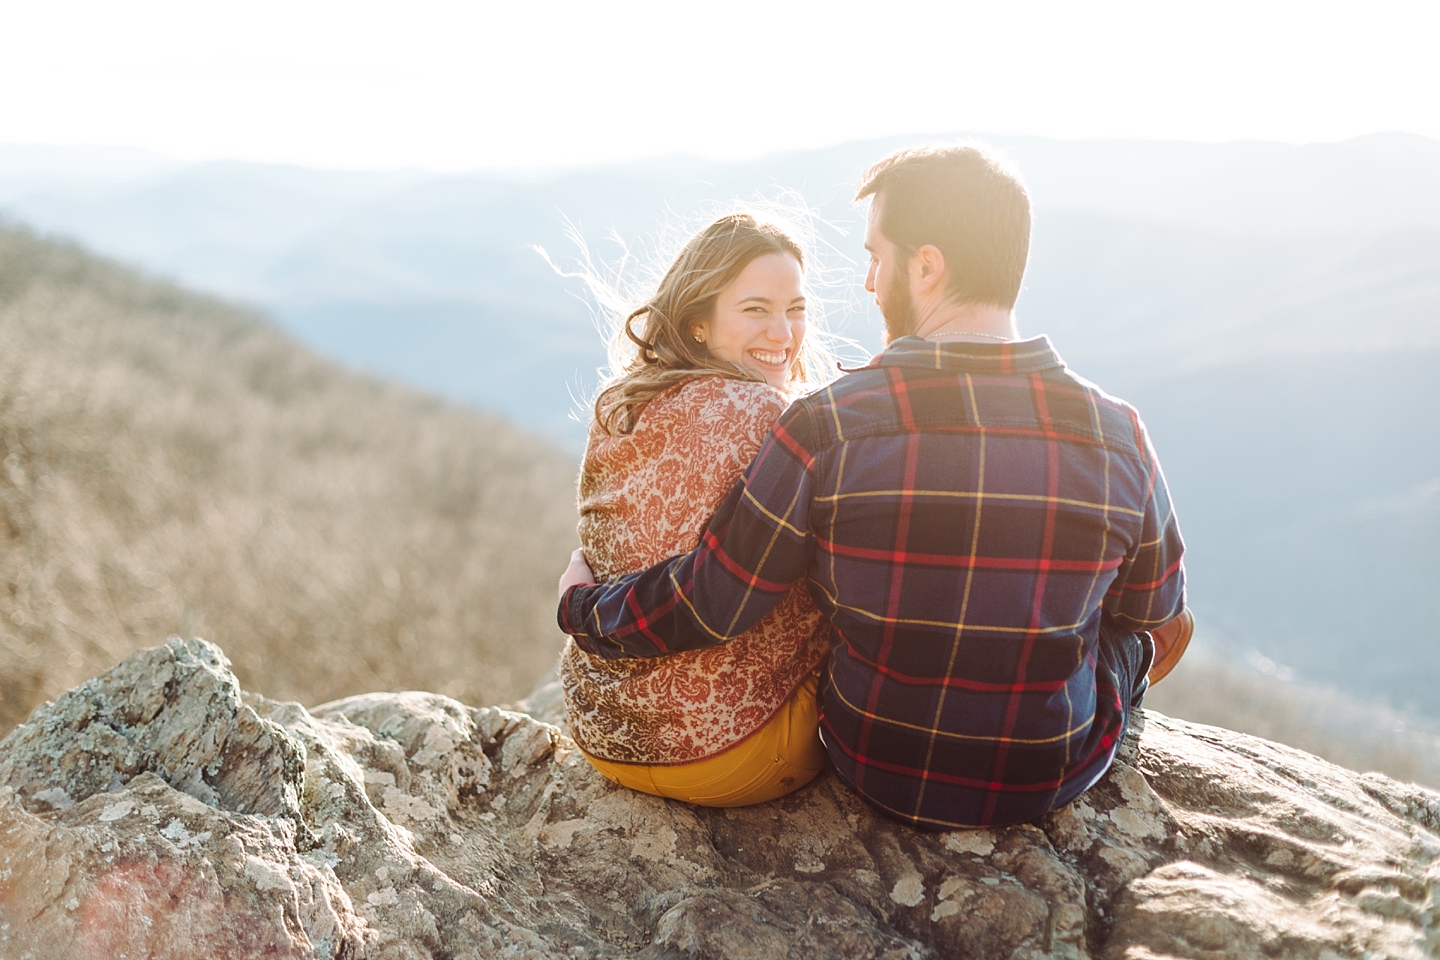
[560,336,1186,829]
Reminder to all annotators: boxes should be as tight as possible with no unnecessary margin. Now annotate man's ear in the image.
[912,244,947,296]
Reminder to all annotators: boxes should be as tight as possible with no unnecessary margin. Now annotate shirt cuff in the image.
[557,583,590,639]
[559,584,639,660]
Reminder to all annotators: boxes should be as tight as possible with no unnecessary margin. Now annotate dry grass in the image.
[0,224,577,734]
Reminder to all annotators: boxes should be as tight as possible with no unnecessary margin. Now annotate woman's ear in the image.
[689,323,707,346]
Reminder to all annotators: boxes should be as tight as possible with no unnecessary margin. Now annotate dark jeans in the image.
[840,616,1157,831]
[1097,614,1156,746]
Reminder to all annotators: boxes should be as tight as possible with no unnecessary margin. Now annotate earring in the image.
[693,334,704,344]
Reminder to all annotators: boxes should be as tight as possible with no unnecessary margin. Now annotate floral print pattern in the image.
[560,376,828,764]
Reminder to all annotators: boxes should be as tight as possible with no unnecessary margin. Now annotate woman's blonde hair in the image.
[584,212,831,436]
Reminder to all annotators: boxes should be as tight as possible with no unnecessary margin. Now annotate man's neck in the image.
[912,302,1018,343]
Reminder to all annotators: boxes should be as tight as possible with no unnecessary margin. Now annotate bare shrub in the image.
[0,224,577,733]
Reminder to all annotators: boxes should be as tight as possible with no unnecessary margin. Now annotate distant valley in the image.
[2,133,1437,722]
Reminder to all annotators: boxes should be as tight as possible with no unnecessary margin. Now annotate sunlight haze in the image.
[2,0,1437,170]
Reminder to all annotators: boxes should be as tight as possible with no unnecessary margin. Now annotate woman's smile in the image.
[693,252,807,390]
[747,347,791,369]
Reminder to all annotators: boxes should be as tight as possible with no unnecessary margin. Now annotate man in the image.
[558,144,1186,830]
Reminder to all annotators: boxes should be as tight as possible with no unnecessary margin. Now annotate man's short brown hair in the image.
[855,143,1031,309]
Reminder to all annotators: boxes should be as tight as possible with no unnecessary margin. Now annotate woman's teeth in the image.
[749,349,788,366]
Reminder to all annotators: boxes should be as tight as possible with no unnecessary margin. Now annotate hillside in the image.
[0,223,577,733]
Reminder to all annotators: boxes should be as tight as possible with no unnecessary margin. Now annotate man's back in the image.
[782,336,1184,827]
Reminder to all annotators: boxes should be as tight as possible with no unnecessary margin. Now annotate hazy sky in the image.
[2,0,1437,171]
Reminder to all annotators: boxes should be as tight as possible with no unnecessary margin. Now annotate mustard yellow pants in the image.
[581,673,825,807]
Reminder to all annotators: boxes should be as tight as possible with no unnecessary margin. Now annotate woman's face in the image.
[694,253,806,390]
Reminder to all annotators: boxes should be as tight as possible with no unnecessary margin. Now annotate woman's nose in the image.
[766,314,793,343]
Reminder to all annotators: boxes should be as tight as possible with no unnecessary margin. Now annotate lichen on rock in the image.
[2,638,1438,959]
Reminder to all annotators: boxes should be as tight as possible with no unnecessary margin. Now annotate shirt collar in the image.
[868,335,1067,376]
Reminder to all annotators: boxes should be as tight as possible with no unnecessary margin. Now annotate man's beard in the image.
[879,274,919,344]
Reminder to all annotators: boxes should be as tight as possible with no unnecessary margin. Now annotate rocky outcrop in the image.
[1,639,1438,959]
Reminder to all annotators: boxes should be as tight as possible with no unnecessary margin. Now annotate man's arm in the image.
[559,402,818,660]
[1106,416,1187,630]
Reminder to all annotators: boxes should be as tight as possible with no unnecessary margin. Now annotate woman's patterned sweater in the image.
[559,376,828,764]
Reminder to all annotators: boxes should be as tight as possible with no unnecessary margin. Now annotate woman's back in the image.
[560,375,827,765]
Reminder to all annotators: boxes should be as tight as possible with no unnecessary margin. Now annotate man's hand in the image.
[558,547,596,600]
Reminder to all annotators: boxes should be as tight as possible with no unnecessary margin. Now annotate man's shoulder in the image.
[788,362,1152,459]
[785,368,897,445]
[1044,367,1151,455]
[794,367,893,408]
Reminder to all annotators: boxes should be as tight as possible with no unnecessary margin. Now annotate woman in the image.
[557,212,832,807]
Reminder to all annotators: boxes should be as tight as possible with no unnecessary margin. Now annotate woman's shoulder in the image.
[615,376,789,460]
[684,377,791,451]
[657,375,790,420]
